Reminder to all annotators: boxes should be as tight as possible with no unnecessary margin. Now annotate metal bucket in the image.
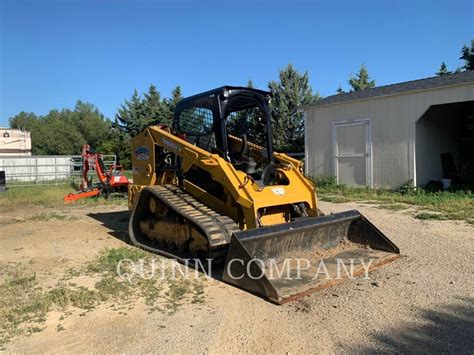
[222,210,400,304]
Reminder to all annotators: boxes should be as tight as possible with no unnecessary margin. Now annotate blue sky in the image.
[0,0,473,126]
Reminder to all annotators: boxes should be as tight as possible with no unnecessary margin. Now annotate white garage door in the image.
[333,119,372,187]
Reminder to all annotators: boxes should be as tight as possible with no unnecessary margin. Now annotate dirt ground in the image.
[1,201,473,354]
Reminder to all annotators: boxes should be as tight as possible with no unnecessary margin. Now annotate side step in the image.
[222,210,400,304]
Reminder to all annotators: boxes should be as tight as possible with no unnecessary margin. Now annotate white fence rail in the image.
[0,155,117,187]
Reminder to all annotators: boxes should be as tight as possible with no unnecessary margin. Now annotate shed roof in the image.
[302,70,474,109]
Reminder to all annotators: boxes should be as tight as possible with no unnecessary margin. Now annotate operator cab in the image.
[173,86,275,185]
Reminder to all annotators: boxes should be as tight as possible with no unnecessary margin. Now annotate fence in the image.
[0,155,117,187]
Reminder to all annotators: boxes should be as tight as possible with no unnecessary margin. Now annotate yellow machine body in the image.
[129,125,318,231]
[127,86,399,304]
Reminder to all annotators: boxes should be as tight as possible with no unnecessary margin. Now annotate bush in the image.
[398,179,419,195]
[311,175,337,188]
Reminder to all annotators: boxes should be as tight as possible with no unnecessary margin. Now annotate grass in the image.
[312,176,474,224]
[86,247,148,274]
[0,268,49,349]
[85,247,204,314]
[0,184,127,212]
[0,267,105,348]
[0,247,207,349]
[0,185,75,210]
[414,212,448,221]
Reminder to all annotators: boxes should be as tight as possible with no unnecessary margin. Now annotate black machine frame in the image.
[173,86,275,166]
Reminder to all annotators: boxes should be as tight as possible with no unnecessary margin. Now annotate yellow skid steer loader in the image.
[128,86,399,304]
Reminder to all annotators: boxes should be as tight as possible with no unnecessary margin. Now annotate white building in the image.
[0,128,32,156]
[302,71,474,189]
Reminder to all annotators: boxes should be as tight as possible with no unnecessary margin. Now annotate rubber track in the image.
[146,185,241,248]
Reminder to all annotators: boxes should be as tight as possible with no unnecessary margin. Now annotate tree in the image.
[268,64,319,152]
[162,86,183,125]
[9,112,38,131]
[436,62,452,76]
[116,85,174,136]
[74,101,111,149]
[460,39,474,71]
[39,109,84,155]
[115,90,147,137]
[348,64,375,91]
[114,84,180,167]
[143,84,168,125]
[9,101,111,156]
[107,125,132,168]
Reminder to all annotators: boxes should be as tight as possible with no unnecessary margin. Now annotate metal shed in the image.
[302,71,474,189]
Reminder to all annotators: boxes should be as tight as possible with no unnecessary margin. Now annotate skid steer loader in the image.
[128,86,399,304]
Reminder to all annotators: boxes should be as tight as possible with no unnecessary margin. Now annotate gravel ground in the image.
[1,201,473,354]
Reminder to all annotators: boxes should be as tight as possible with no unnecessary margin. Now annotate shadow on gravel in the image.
[358,297,474,353]
[87,210,131,243]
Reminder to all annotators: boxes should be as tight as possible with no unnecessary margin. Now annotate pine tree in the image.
[268,64,318,152]
[436,62,451,76]
[115,90,147,136]
[163,86,183,125]
[460,39,474,71]
[143,84,168,125]
[348,64,376,91]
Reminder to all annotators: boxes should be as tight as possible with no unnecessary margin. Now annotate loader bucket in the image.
[222,210,399,304]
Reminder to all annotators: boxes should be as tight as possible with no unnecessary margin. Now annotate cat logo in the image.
[134,147,150,161]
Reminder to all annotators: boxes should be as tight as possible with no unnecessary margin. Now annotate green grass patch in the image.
[0,267,104,348]
[0,185,75,211]
[0,184,126,212]
[0,268,49,349]
[378,203,409,211]
[414,212,448,221]
[86,247,149,274]
[1,247,207,349]
[86,247,203,314]
[312,176,474,223]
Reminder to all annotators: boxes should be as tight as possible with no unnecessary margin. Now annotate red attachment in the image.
[65,144,130,203]
[107,164,129,188]
[64,188,101,203]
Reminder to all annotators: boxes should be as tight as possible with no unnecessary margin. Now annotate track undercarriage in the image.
[130,185,240,263]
